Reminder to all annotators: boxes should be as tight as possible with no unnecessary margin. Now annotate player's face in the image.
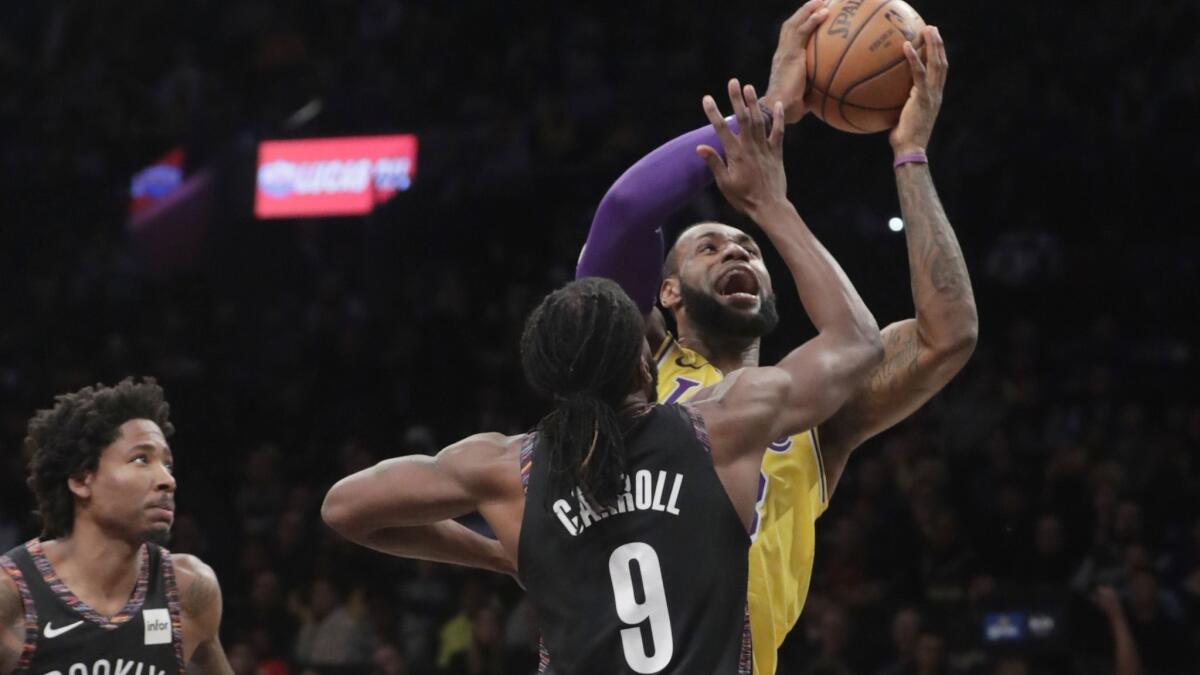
[75,419,176,545]
[668,224,779,338]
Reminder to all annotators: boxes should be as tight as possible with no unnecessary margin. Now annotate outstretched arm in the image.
[577,0,830,321]
[697,82,883,451]
[820,26,978,497]
[321,435,515,574]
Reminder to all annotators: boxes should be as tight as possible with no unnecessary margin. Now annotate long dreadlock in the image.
[520,277,646,511]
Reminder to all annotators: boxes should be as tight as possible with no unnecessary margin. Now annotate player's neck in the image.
[675,321,761,373]
[45,523,144,609]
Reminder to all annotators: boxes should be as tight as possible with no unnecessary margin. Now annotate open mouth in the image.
[715,267,761,305]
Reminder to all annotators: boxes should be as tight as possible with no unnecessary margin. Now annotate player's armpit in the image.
[185,639,232,675]
[820,317,975,494]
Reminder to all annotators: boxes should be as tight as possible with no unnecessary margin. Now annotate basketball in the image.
[804,0,926,133]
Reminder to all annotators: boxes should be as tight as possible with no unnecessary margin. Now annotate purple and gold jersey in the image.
[655,336,828,675]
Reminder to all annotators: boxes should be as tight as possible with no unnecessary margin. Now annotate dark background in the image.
[1,1,1197,674]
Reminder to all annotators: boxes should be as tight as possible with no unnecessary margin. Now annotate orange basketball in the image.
[804,0,926,133]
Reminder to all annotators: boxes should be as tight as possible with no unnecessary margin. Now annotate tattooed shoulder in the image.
[174,555,220,619]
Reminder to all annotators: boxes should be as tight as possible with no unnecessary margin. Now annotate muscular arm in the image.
[698,213,884,528]
[575,121,726,310]
[576,120,743,347]
[175,555,232,675]
[814,26,976,497]
[0,575,24,675]
[819,163,977,495]
[696,85,883,454]
[758,200,885,439]
[321,435,515,574]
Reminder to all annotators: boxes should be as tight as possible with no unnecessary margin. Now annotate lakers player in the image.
[575,10,974,674]
[322,105,884,668]
[0,379,232,674]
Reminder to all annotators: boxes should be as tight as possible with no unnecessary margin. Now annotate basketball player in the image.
[0,378,232,675]
[574,8,974,674]
[322,95,884,673]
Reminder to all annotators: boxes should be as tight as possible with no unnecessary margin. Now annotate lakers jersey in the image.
[655,336,828,675]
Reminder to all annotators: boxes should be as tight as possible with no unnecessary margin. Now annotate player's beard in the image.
[142,527,172,547]
[680,278,779,339]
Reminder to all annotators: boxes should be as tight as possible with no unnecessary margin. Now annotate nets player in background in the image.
[0,378,232,675]
[575,5,975,671]
[322,91,883,674]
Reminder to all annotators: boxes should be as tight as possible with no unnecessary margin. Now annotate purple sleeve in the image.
[576,121,735,313]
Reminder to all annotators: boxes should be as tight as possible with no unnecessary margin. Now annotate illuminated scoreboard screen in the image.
[254,134,418,219]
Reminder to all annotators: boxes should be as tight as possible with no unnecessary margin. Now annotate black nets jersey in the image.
[518,403,752,675]
[1,539,184,675]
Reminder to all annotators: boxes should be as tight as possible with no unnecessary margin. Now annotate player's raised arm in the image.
[695,81,883,444]
[576,0,830,332]
[321,435,516,575]
[820,26,978,496]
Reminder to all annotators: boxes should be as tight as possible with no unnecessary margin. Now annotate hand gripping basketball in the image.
[890,25,947,156]
[764,0,833,124]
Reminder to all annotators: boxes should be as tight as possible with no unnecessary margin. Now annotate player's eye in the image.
[132,454,149,465]
[699,243,717,253]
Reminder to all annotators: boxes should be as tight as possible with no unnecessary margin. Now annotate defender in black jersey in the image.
[0,378,231,675]
[324,218,882,669]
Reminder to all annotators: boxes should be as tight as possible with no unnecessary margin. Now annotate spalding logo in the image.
[827,0,866,37]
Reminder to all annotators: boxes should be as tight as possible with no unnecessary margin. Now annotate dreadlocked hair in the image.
[520,277,645,511]
[24,377,174,539]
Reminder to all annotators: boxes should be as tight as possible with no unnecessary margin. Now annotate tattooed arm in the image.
[174,555,233,675]
[0,575,24,675]
[820,26,978,497]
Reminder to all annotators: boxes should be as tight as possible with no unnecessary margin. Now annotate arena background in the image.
[1,1,1197,674]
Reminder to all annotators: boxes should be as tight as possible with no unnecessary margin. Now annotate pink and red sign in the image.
[255,134,418,219]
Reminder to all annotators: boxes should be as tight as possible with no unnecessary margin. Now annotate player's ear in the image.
[660,276,682,311]
[68,471,94,500]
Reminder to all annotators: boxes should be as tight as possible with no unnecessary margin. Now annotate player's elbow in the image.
[321,482,363,540]
[936,307,979,368]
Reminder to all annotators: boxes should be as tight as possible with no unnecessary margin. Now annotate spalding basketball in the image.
[804,0,926,133]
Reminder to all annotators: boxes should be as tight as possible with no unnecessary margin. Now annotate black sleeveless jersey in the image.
[518,403,751,675]
[0,539,184,675]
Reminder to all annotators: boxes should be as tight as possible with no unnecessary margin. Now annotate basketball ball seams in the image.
[839,57,908,106]
[820,0,900,96]
[808,82,905,112]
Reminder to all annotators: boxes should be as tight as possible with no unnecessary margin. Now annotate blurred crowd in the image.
[1,1,1198,674]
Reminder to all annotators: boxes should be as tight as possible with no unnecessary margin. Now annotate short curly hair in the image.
[24,377,175,539]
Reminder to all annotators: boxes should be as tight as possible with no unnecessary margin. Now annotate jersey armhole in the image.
[0,554,38,674]
[811,426,830,517]
[653,333,676,365]
[678,403,712,454]
[158,550,186,674]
